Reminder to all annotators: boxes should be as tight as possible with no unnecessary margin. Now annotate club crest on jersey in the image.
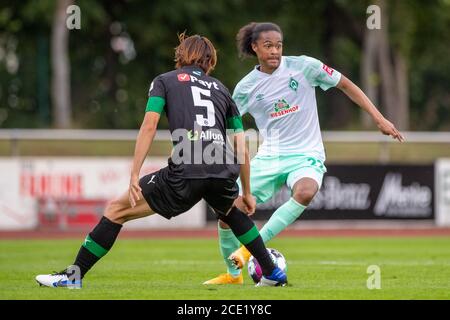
[288,77,299,92]
[177,73,191,82]
[322,64,334,76]
[270,98,299,118]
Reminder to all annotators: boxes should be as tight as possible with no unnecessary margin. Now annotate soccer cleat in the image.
[228,246,252,269]
[255,267,287,287]
[35,270,82,288]
[203,273,243,285]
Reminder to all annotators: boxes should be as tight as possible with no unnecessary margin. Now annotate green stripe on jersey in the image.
[145,96,165,114]
[82,235,108,258]
[226,116,244,132]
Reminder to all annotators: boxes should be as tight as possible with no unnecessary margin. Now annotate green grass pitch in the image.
[1,237,449,300]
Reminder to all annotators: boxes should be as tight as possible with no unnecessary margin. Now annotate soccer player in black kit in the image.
[35,33,287,288]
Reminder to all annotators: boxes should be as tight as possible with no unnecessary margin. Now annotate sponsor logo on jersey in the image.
[187,130,200,141]
[270,99,300,118]
[322,64,334,76]
[274,99,290,112]
[187,129,224,144]
[178,72,220,90]
[177,73,191,82]
[189,75,219,90]
[288,77,299,92]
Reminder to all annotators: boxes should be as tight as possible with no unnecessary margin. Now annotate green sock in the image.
[260,198,306,243]
[218,224,241,276]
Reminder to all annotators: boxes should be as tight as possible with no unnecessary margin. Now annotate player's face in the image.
[252,31,283,73]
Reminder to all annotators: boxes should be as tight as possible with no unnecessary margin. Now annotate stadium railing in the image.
[1,129,450,162]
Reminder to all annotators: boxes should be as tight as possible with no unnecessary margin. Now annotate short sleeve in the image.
[302,57,341,91]
[226,92,244,132]
[232,83,250,116]
[145,76,166,113]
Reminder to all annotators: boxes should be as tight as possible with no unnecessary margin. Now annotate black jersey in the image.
[146,65,243,180]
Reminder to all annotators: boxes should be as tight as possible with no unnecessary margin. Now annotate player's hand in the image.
[242,193,256,216]
[376,117,405,142]
[234,196,246,212]
[128,174,142,208]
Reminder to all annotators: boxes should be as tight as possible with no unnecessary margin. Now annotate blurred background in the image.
[1,0,450,130]
[0,0,450,232]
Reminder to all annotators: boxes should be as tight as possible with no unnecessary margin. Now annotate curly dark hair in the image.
[236,22,283,58]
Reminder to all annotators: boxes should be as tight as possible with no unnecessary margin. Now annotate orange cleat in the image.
[228,246,252,269]
[203,273,243,285]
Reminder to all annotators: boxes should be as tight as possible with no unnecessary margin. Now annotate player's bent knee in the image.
[292,188,317,206]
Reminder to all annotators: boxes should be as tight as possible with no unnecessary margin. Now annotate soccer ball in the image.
[247,248,287,283]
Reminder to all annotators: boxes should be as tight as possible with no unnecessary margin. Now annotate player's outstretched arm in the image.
[336,75,405,142]
[234,131,256,215]
[129,111,160,207]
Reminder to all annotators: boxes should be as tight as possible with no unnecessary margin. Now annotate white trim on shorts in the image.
[286,167,324,190]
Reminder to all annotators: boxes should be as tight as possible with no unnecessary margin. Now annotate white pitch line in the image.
[287,260,450,266]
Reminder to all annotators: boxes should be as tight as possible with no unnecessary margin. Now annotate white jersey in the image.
[232,55,341,161]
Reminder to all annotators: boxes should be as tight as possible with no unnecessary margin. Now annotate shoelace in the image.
[51,270,67,276]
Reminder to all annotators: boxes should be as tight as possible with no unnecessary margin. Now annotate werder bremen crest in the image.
[289,77,299,92]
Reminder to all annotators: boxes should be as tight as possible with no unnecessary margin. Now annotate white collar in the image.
[253,56,285,77]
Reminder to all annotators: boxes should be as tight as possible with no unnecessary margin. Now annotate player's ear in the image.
[251,42,258,54]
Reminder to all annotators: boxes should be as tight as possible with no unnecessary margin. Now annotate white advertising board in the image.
[436,159,450,226]
[0,157,206,230]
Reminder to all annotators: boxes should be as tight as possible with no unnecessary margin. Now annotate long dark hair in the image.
[236,22,283,58]
[174,32,217,74]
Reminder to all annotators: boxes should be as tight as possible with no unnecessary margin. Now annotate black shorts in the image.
[139,166,239,219]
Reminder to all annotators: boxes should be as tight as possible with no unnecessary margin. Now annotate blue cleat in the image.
[256,266,287,287]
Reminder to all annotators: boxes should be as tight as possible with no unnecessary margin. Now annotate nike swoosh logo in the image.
[53,279,82,288]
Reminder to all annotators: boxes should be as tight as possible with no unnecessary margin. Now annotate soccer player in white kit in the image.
[204,22,404,284]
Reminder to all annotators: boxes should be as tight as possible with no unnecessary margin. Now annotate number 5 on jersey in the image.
[191,86,215,127]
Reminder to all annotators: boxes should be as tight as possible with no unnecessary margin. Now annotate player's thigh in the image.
[140,168,204,219]
[203,179,239,216]
[286,156,326,190]
[238,156,286,203]
[104,190,154,224]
